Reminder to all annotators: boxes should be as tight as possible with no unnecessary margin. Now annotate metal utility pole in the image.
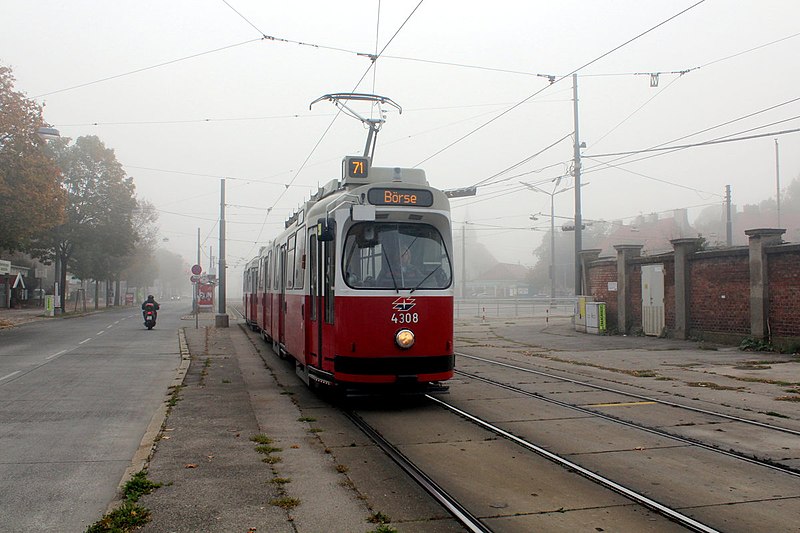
[572,73,583,296]
[725,185,732,246]
[461,224,466,299]
[195,227,200,328]
[216,178,229,327]
[549,195,555,300]
[775,139,781,227]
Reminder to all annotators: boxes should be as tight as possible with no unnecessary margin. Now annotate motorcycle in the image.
[143,305,157,330]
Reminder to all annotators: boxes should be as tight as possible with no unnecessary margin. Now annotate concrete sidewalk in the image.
[0,306,51,328]
[0,304,120,328]
[136,317,374,533]
[122,313,799,532]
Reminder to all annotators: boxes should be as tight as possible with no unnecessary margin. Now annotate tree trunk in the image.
[59,252,69,314]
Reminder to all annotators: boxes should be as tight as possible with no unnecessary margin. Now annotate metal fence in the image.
[454,297,577,319]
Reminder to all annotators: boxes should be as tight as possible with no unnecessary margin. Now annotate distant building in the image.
[468,262,532,298]
[596,209,693,256]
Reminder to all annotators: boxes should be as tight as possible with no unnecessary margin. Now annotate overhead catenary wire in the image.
[582,96,800,175]
[413,0,708,168]
[471,133,573,189]
[240,0,427,263]
[586,124,800,159]
[30,8,796,105]
[32,38,262,99]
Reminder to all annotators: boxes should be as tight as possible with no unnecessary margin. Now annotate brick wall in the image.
[585,260,618,329]
[688,250,750,335]
[663,259,676,330]
[585,241,800,344]
[767,245,800,339]
[629,266,642,330]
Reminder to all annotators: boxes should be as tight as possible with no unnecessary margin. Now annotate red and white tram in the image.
[243,156,454,393]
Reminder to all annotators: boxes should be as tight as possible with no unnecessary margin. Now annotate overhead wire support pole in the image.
[216,178,229,327]
[725,185,733,246]
[775,139,781,227]
[572,73,583,296]
[196,227,200,329]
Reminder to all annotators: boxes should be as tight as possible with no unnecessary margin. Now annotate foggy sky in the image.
[3,1,799,287]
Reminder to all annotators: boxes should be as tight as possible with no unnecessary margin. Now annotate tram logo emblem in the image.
[392,297,416,311]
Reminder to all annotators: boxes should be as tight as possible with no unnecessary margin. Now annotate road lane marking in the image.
[106,325,114,329]
[586,401,657,407]
[96,331,105,336]
[79,338,92,344]
[0,371,21,382]
[46,350,67,360]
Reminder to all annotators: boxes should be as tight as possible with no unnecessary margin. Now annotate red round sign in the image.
[190,274,201,283]
[191,264,202,275]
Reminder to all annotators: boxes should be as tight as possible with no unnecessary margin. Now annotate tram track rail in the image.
[457,352,800,437]
[346,398,720,533]
[455,368,800,478]
[344,410,491,533]
[423,395,720,533]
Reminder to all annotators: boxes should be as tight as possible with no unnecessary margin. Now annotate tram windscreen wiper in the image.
[410,266,440,294]
[384,259,400,293]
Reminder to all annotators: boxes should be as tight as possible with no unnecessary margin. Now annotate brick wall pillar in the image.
[670,238,703,340]
[745,228,785,340]
[613,244,643,334]
[579,249,602,294]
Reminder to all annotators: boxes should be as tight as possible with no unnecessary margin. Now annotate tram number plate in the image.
[391,312,419,324]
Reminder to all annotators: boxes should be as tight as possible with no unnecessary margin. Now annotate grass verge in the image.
[84,470,161,532]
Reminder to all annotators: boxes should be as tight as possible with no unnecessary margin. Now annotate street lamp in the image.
[37,127,61,141]
[35,127,63,313]
[521,179,579,300]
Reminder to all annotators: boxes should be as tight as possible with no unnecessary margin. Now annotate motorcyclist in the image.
[142,295,160,323]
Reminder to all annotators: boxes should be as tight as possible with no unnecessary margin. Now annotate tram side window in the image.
[294,229,305,289]
[324,230,335,324]
[272,249,279,290]
[265,251,271,291]
[286,233,296,290]
[343,222,452,290]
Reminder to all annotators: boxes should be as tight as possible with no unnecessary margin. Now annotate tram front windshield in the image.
[343,222,452,290]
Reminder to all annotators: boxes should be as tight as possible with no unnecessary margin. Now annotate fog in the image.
[3,1,799,293]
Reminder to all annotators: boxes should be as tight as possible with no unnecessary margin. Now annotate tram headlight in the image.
[395,329,415,349]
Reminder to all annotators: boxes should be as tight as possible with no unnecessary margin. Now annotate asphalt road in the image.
[0,305,184,532]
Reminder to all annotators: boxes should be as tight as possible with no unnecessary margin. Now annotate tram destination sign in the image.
[368,187,434,207]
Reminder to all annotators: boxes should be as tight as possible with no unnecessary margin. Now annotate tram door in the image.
[278,244,287,350]
[308,231,321,368]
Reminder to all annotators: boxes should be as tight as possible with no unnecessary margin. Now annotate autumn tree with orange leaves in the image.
[0,64,66,252]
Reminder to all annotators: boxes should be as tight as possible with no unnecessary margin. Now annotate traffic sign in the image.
[190,274,201,283]
[191,264,202,275]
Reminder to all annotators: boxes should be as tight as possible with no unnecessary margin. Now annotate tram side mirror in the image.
[317,217,335,242]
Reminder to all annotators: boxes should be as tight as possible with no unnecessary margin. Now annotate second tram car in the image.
[243,156,454,393]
